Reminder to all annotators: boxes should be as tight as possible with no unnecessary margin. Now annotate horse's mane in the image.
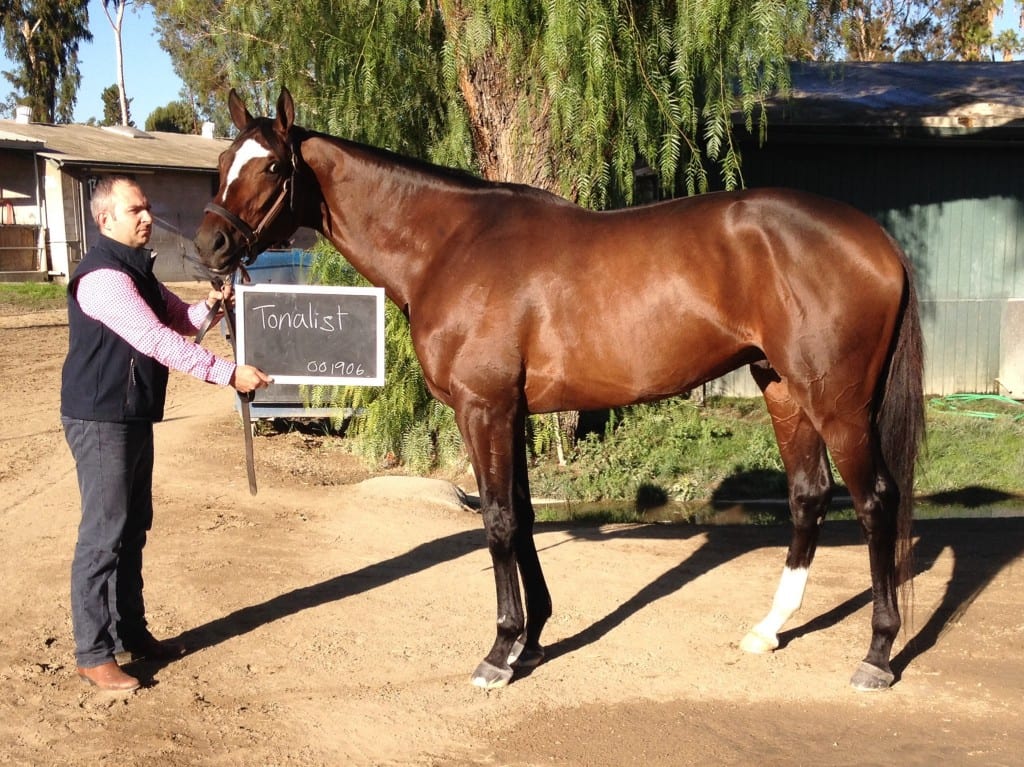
[300,126,572,206]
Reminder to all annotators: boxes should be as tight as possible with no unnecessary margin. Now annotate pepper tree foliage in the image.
[152,0,805,469]
[156,0,804,201]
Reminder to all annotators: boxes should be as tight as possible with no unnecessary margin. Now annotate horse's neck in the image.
[302,135,471,307]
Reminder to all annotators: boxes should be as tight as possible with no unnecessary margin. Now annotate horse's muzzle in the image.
[193,217,242,276]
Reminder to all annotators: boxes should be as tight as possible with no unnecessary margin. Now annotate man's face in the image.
[100,181,153,248]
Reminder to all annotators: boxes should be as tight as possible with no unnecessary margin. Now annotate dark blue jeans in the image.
[62,417,154,667]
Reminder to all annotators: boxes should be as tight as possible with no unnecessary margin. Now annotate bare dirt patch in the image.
[0,283,1021,766]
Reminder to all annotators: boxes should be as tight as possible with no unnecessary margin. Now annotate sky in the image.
[69,0,186,123]
[1,0,1021,125]
[2,0,185,124]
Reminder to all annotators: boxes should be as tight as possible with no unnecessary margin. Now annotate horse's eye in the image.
[268,162,280,174]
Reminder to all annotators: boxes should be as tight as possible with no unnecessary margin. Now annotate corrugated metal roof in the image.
[778,61,1024,130]
[0,120,227,170]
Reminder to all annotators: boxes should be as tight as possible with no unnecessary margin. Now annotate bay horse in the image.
[195,88,924,691]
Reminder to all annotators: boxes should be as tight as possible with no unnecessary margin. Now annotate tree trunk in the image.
[114,5,129,125]
[454,45,582,452]
[19,17,51,123]
[455,50,556,191]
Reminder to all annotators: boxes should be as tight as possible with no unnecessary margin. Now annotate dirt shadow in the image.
[159,480,1022,688]
[156,528,485,673]
[543,483,1024,686]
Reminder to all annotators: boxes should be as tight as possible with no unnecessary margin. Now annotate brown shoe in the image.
[126,633,187,661]
[77,661,140,691]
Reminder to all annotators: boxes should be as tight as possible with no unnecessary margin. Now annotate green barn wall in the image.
[711,135,1024,396]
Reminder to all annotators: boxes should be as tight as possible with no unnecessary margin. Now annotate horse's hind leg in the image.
[741,369,834,654]
[823,421,902,691]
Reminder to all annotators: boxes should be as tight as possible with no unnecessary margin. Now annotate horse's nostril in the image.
[213,231,228,254]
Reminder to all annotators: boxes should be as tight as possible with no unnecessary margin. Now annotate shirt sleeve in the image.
[76,269,236,387]
[159,282,216,335]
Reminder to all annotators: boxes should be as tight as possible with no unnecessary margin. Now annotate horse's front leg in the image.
[456,400,527,689]
[507,415,551,670]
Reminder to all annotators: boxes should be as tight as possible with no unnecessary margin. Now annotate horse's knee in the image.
[790,487,831,527]
[481,501,517,557]
[788,460,833,524]
[874,471,900,515]
[785,472,832,570]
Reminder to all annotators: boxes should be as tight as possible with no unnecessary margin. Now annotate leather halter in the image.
[192,137,302,495]
[203,139,299,266]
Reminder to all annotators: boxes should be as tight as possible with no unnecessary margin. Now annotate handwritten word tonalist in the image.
[252,302,350,333]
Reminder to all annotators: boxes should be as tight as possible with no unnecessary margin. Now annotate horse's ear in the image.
[275,87,295,133]
[227,89,253,131]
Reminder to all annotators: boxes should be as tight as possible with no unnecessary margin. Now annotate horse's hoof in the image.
[739,629,778,654]
[470,660,513,689]
[849,661,894,691]
[508,636,544,669]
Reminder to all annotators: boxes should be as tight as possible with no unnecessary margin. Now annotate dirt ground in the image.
[1,283,1022,767]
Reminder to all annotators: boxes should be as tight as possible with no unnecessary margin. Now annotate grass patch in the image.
[918,396,1024,497]
[526,395,1024,524]
[0,282,65,314]
[529,396,787,507]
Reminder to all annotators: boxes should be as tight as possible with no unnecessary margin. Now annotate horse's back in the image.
[419,186,909,414]
[474,186,901,287]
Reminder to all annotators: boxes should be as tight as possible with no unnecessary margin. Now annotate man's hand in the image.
[205,280,235,310]
[230,364,273,394]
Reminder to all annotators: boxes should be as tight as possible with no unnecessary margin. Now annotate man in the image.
[60,176,271,692]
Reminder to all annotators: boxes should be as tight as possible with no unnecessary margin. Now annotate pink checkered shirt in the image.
[76,269,236,387]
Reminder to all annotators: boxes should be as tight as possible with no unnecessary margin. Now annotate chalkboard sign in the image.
[235,284,385,386]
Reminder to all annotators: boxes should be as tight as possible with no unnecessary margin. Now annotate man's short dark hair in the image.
[89,176,140,224]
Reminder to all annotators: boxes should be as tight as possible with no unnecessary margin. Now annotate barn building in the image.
[0,113,225,284]
[716,61,1024,397]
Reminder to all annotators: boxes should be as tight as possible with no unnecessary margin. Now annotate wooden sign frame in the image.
[234,283,385,386]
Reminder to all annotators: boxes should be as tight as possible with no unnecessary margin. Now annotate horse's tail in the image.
[877,239,925,610]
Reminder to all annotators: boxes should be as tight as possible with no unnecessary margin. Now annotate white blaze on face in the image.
[221,138,272,203]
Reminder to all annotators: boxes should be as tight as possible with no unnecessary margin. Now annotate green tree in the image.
[156,1,810,469]
[100,83,133,126]
[150,2,813,469]
[792,0,1005,61]
[947,0,1003,60]
[144,99,195,133]
[155,1,808,469]
[992,28,1023,60]
[0,0,91,122]
[142,0,242,136]
[153,1,805,201]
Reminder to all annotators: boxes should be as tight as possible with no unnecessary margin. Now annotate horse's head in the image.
[194,88,304,276]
